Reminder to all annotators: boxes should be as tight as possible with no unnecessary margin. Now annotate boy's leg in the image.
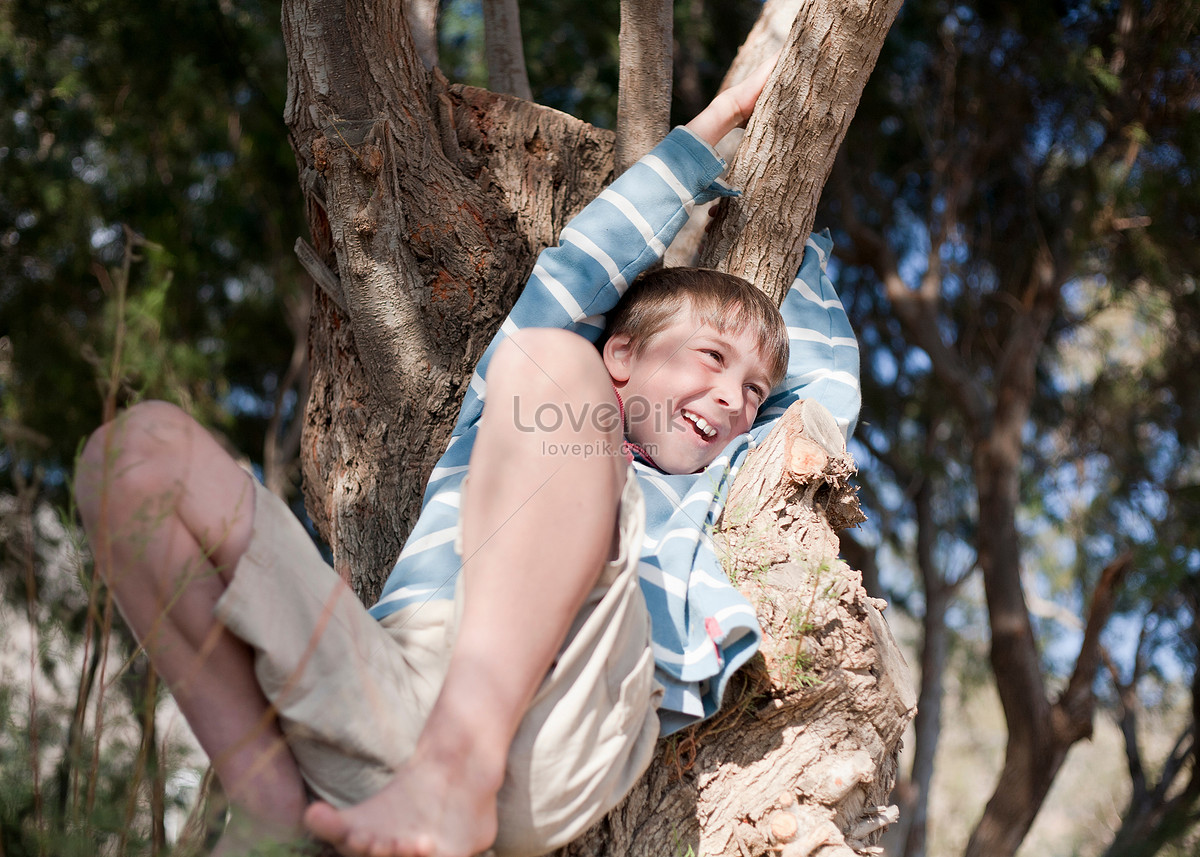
[75,401,309,848]
[306,329,631,857]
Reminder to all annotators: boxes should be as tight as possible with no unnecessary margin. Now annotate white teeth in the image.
[682,410,717,438]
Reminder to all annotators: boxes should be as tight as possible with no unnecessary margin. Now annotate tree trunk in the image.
[615,0,673,171]
[403,0,439,69]
[898,480,952,857]
[281,0,913,851]
[843,169,1136,857]
[482,0,532,100]
[285,0,615,595]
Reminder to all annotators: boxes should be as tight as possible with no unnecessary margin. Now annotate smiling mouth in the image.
[681,409,717,439]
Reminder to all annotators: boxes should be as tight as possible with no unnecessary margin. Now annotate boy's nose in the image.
[713,381,742,412]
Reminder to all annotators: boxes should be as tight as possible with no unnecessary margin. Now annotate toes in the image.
[361,835,389,857]
[304,802,350,846]
[410,833,437,857]
[345,829,377,856]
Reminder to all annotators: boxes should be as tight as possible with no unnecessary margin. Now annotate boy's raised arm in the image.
[757,235,862,440]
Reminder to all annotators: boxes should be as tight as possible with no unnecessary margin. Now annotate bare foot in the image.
[303,756,500,857]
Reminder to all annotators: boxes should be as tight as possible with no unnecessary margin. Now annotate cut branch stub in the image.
[720,398,864,580]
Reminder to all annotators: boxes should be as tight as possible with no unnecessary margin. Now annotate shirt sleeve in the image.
[451,126,738,435]
[754,230,862,441]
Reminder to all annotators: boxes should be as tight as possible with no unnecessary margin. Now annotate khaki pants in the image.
[214,473,661,856]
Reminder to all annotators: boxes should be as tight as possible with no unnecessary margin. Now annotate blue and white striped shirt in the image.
[369,127,861,735]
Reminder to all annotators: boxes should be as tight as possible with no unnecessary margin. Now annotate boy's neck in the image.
[611,385,662,471]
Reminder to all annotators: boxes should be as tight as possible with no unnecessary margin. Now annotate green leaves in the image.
[1,0,305,487]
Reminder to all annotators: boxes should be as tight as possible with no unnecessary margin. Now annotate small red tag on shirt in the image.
[705,617,723,642]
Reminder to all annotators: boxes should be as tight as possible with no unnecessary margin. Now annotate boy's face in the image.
[603,312,773,475]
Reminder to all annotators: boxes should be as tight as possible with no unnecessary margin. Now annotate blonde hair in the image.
[603,267,788,388]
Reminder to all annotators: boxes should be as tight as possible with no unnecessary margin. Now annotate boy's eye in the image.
[745,384,766,402]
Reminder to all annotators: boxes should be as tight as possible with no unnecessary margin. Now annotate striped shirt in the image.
[369,127,861,735]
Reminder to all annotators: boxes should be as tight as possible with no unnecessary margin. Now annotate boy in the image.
[75,61,860,857]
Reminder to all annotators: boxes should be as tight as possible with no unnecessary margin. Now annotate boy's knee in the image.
[490,330,610,399]
[75,401,194,522]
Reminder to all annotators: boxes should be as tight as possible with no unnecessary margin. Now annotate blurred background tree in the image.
[824,0,1199,853]
[1,0,310,496]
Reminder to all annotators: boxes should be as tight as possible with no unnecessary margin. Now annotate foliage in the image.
[0,0,306,494]
[822,0,1200,851]
[1,1,307,848]
[0,226,219,856]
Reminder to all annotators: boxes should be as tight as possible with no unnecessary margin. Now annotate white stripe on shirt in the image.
[468,371,486,399]
[597,189,667,259]
[792,277,844,310]
[787,327,859,349]
[793,367,861,388]
[651,640,718,667]
[643,155,693,206]
[373,583,447,608]
[531,263,585,320]
[427,463,469,483]
[638,562,689,599]
[430,491,461,509]
[395,526,458,563]
[633,470,686,506]
[559,227,629,294]
[805,236,828,266]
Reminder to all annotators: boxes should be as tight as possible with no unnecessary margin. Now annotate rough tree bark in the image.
[281,0,913,853]
[701,0,901,300]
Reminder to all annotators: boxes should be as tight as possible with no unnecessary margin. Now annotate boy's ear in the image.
[602,334,634,383]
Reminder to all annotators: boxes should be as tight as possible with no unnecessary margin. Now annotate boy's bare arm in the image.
[684,55,778,147]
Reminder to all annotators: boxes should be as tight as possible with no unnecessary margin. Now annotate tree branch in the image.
[700,0,904,302]
[839,211,991,437]
[1103,648,1148,799]
[482,0,531,100]
[263,285,311,498]
[1055,550,1134,741]
[615,0,673,172]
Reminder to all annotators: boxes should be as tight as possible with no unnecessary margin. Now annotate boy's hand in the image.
[685,53,780,146]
